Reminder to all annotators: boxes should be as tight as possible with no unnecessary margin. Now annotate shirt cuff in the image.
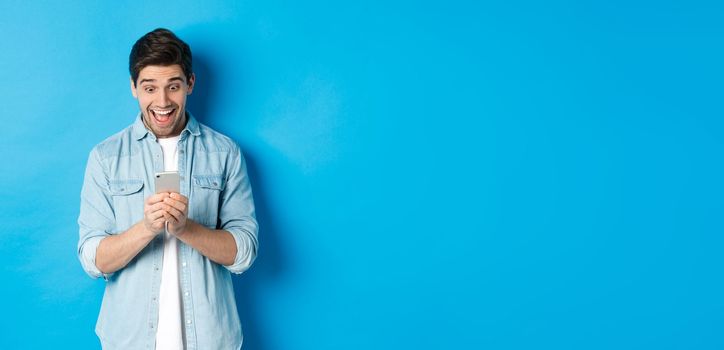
[225,227,258,274]
[80,235,114,281]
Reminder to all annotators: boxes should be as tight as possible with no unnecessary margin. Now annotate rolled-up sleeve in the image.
[77,147,115,280]
[220,146,259,274]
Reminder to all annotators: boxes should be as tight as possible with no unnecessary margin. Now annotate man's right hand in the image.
[144,193,171,236]
[96,193,172,274]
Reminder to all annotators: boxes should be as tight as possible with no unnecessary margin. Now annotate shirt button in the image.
[187,320,192,324]
[184,292,189,296]
[182,262,187,267]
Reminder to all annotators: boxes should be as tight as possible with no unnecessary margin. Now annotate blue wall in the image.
[1,1,723,349]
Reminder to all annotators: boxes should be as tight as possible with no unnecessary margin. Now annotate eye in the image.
[169,85,180,91]
[144,87,155,93]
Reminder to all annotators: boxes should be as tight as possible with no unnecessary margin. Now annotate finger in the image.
[144,203,158,215]
[153,216,167,225]
[146,192,170,205]
[163,204,185,222]
[163,212,179,225]
[147,201,171,214]
[155,209,168,221]
[146,207,166,221]
[153,218,167,229]
[169,192,188,205]
[144,204,156,217]
[164,197,187,213]
[148,217,166,231]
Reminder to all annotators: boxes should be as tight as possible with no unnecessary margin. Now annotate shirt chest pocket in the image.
[109,179,145,232]
[191,174,225,228]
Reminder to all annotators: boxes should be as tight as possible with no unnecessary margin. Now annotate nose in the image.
[157,89,171,107]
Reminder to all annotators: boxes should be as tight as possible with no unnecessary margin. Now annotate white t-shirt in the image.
[155,135,184,350]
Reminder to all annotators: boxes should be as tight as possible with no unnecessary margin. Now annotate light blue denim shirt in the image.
[77,112,258,350]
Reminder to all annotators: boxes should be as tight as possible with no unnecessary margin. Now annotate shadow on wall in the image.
[187,51,215,124]
[189,52,286,350]
[234,154,285,350]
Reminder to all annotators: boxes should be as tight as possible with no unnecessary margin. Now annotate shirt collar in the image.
[132,111,201,141]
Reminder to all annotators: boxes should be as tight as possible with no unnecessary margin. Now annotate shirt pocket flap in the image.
[193,174,225,190]
[109,179,144,196]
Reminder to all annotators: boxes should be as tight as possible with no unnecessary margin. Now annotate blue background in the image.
[1,1,723,349]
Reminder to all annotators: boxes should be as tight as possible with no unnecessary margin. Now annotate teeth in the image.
[153,109,173,115]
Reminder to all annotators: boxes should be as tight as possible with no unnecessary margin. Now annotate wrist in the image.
[139,221,160,239]
[175,220,193,240]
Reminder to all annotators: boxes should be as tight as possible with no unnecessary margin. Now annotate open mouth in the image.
[150,108,176,125]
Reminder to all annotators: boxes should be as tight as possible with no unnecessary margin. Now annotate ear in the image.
[186,73,196,95]
[130,77,138,98]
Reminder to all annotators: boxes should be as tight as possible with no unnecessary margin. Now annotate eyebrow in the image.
[138,76,185,85]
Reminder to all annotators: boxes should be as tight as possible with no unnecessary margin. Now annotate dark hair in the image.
[129,28,193,86]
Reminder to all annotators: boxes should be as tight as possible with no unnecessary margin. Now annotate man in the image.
[77,28,258,349]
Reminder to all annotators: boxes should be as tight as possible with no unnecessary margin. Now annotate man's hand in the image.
[144,193,171,236]
[162,192,189,237]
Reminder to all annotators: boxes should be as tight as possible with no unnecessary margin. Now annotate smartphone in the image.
[155,171,180,194]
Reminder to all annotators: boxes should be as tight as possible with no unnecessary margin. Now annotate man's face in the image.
[131,64,195,138]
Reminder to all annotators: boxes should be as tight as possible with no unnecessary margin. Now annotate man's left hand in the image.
[162,192,189,237]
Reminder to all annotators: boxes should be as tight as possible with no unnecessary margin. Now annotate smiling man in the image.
[77,28,258,350]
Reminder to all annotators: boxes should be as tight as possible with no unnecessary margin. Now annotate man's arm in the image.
[216,147,259,273]
[162,146,258,273]
[77,146,170,277]
[78,148,116,279]
[160,193,237,266]
[179,220,237,266]
[95,222,156,274]
[95,193,169,274]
